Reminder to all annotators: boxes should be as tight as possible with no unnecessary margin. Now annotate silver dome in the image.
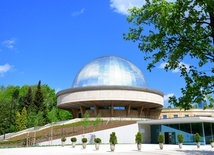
[72,56,147,88]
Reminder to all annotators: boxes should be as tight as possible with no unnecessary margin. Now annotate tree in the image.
[15,107,27,131]
[124,0,214,109]
[34,81,44,112]
[20,107,27,130]
[82,111,90,134]
[34,80,48,123]
[92,113,102,132]
[23,87,33,109]
[15,111,21,131]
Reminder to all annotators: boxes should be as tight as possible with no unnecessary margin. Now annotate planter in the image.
[137,143,142,151]
[196,142,200,148]
[95,143,100,150]
[72,142,76,148]
[61,142,65,147]
[159,143,163,150]
[82,142,87,149]
[110,144,115,151]
[178,143,182,149]
[211,142,214,148]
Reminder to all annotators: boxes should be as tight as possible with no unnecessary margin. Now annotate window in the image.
[163,115,167,119]
[185,115,189,117]
[174,115,178,118]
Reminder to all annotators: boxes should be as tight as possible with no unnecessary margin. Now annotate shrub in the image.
[157,133,164,143]
[135,132,143,144]
[71,137,77,142]
[177,133,184,143]
[82,137,87,143]
[210,139,214,143]
[61,137,66,142]
[194,133,201,143]
[94,138,102,143]
[109,132,117,145]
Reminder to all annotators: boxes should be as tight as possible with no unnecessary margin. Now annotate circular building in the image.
[57,56,164,118]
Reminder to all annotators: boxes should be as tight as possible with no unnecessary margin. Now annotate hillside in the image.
[0,118,137,147]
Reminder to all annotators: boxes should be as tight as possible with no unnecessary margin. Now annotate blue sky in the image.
[0,0,193,107]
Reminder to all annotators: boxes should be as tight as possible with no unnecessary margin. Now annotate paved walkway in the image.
[0,144,214,155]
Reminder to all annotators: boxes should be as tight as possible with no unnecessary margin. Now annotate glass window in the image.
[185,115,189,117]
[174,115,178,118]
[163,115,167,119]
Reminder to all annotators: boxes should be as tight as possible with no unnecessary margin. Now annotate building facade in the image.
[57,56,214,145]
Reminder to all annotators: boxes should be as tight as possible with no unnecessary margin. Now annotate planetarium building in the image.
[57,56,164,118]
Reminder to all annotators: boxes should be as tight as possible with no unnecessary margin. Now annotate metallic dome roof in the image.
[72,56,147,88]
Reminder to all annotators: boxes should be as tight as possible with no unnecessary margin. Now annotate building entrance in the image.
[164,132,176,144]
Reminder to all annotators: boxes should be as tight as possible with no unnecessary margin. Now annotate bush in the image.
[82,137,87,143]
[157,133,164,143]
[177,133,184,143]
[71,137,77,142]
[210,139,214,143]
[135,132,143,144]
[194,133,201,143]
[109,132,117,145]
[94,138,102,143]
[61,137,66,142]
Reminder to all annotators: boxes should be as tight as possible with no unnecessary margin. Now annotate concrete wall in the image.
[39,123,138,146]
[138,124,151,144]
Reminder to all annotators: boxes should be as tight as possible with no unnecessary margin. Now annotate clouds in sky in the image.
[2,38,16,49]
[0,64,13,77]
[71,8,85,17]
[110,0,177,15]
[164,93,174,102]
[110,0,145,15]
[158,62,190,73]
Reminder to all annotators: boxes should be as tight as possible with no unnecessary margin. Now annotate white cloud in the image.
[164,93,174,102]
[110,0,177,15]
[55,88,62,93]
[110,0,145,15]
[158,62,190,73]
[158,62,168,69]
[2,38,16,49]
[71,8,85,17]
[0,64,13,77]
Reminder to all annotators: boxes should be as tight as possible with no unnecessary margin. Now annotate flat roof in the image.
[138,117,214,125]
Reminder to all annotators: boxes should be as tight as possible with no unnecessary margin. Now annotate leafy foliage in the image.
[82,111,90,134]
[124,0,214,109]
[194,133,201,142]
[92,113,102,132]
[177,133,184,143]
[135,132,143,144]
[158,132,164,143]
[109,132,117,145]
[94,137,102,143]
[71,137,77,142]
[0,81,73,135]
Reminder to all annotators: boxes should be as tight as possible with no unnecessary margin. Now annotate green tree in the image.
[48,107,59,123]
[34,81,44,112]
[58,109,73,121]
[82,111,90,134]
[20,107,27,130]
[92,113,102,132]
[34,80,48,124]
[23,87,33,110]
[15,111,21,131]
[124,0,214,109]
[15,107,27,131]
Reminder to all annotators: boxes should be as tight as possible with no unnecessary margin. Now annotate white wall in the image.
[39,123,138,145]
